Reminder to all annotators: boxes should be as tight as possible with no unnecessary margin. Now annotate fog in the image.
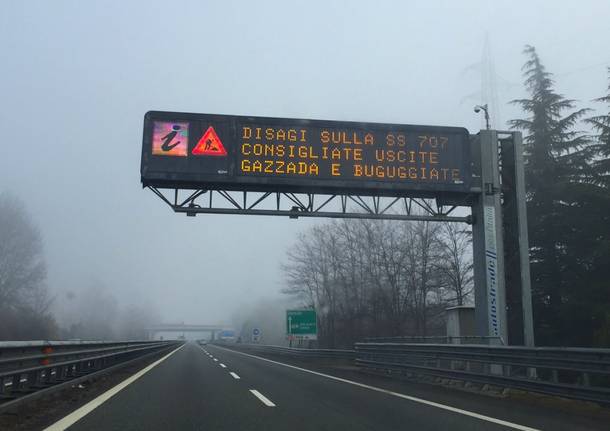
[1,0,609,329]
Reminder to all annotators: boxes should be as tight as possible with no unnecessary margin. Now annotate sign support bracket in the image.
[147,187,473,223]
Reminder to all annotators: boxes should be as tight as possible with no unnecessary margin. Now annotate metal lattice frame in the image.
[147,187,472,223]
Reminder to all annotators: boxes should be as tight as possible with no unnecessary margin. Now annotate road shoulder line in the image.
[44,344,185,431]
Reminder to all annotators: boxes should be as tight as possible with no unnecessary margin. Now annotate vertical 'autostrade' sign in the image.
[141,111,472,197]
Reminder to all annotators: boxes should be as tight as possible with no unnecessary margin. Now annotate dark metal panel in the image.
[141,111,473,198]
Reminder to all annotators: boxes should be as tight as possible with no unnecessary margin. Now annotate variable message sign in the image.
[286,309,317,340]
[141,111,472,198]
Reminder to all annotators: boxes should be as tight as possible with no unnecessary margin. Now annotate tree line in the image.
[0,192,159,341]
[282,219,472,348]
[283,46,610,348]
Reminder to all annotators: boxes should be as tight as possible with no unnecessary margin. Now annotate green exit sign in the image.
[286,309,317,340]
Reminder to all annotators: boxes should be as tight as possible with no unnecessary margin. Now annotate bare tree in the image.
[58,280,120,340]
[116,303,162,340]
[0,193,46,307]
[435,222,474,306]
[403,220,442,336]
[0,192,56,340]
[282,227,339,346]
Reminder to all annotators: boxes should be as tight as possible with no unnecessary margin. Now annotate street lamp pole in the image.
[474,104,491,130]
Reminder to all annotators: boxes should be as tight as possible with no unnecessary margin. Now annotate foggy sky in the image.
[1,0,609,326]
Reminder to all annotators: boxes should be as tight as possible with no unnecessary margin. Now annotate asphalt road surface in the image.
[44,343,607,431]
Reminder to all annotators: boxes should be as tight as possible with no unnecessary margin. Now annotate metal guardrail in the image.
[216,343,356,360]
[213,341,610,404]
[0,340,180,413]
[355,343,610,404]
[362,336,505,345]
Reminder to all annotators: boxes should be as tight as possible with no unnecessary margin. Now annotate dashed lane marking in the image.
[249,389,276,407]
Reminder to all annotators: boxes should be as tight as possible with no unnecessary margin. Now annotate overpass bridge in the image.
[146,324,231,341]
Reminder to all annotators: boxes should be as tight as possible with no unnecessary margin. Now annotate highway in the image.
[43,343,606,431]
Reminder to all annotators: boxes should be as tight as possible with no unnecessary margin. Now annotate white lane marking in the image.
[220,363,227,368]
[230,372,240,380]
[44,344,185,431]
[211,345,539,431]
[249,389,276,407]
[213,358,218,362]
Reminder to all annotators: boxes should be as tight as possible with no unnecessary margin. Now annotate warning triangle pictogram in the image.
[192,126,227,156]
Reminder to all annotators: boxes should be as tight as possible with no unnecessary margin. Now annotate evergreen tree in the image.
[583,67,610,346]
[509,45,598,346]
[586,67,610,186]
